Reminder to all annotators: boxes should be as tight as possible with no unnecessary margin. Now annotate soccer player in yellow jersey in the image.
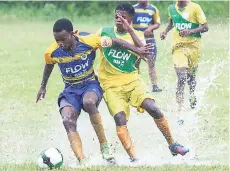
[36,18,151,165]
[160,0,209,123]
[97,3,189,162]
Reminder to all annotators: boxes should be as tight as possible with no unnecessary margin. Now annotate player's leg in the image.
[145,36,162,92]
[82,85,114,161]
[187,70,197,109]
[59,98,86,162]
[172,49,189,113]
[187,49,199,109]
[129,79,189,156]
[104,87,136,162]
[175,67,187,113]
[141,99,189,156]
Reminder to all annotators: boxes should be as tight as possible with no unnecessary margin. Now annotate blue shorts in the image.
[145,36,157,58]
[58,80,103,114]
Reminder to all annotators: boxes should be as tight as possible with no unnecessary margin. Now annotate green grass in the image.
[0,20,229,170]
[0,164,229,171]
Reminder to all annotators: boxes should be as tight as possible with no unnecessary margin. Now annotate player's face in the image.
[54,30,74,50]
[115,10,132,30]
[139,0,148,4]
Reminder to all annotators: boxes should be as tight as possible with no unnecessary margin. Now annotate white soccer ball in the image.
[37,147,63,169]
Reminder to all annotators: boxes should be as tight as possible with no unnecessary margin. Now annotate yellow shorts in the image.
[103,79,154,120]
[172,47,200,71]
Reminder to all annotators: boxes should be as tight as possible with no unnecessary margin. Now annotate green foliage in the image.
[0,1,228,23]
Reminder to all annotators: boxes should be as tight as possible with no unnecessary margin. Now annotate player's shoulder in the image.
[133,3,139,8]
[149,4,159,12]
[189,1,202,9]
[45,42,59,55]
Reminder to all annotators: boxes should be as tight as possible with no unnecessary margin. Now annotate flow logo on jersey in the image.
[175,23,192,30]
[137,17,152,23]
[108,49,131,61]
[65,60,89,74]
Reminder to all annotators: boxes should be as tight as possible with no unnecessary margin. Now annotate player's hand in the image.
[135,43,153,61]
[36,87,46,103]
[179,29,191,37]
[116,13,134,33]
[160,31,167,40]
[144,28,153,36]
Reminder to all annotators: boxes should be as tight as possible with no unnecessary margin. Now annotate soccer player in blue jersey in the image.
[133,0,162,92]
[36,18,152,165]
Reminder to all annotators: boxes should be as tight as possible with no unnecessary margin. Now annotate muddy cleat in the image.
[169,143,189,156]
[101,144,115,162]
[130,157,138,163]
[152,85,162,92]
[189,96,197,109]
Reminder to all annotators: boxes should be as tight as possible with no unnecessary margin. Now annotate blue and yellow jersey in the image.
[133,3,160,32]
[44,33,112,86]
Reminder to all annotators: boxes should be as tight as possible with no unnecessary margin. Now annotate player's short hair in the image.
[53,18,73,32]
[115,2,135,17]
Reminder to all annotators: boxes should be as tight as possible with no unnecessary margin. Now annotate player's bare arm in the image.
[116,12,144,47]
[160,19,173,40]
[36,64,54,103]
[179,23,209,37]
[144,22,160,36]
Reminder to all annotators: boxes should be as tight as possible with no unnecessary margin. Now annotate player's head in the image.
[115,3,135,30]
[53,18,75,50]
[138,0,148,6]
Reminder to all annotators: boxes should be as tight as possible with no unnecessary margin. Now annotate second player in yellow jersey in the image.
[160,0,209,122]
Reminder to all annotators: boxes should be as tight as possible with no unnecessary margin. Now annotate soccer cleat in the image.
[169,143,189,156]
[130,157,138,163]
[189,96,197,109]
[101,143,115,161]
[152,85,162,92]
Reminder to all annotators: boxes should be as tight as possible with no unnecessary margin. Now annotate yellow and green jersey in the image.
[96,26,145,89]
[168,1,207,50]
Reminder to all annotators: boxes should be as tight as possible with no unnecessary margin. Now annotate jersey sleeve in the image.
[44,42,58,64]
[195,4,207,24]
[168,6,171,19]
[153,7,161,24]
[80,33,113,50]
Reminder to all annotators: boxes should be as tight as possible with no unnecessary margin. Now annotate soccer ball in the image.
[37,147,63,169]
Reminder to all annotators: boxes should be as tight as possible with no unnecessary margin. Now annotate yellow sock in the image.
[154,116,174,147]
[90,113,107,145]
[116,125,136,158]
[68,132,86,161]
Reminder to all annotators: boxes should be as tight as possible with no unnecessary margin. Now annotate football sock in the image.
[68,132,86,161]
[90,113,107,145]
[154,116,174,147]
[116,125,136,158]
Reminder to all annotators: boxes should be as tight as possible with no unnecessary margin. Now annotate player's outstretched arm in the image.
[112,38,153,60]
[160,19,173,40]
[36,64,54,103]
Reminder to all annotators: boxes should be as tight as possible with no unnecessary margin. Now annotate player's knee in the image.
[142,99,163,119]
[114,112,127,126]
[83,98,96,109]
[61,107,77,132]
